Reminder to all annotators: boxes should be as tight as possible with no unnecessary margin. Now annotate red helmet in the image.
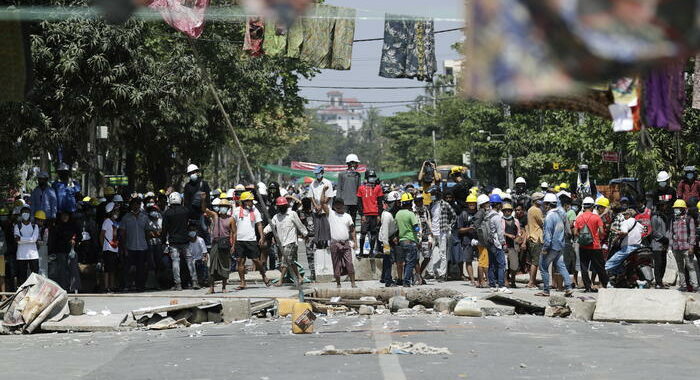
[275,196,288,206]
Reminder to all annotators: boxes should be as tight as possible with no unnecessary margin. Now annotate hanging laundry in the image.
[299,4,355,70]
[244,17,265,57]
[286,19,304,58]
[643,61,686,131]
[0,14,32,102]
[243,0,315,29]
[466,0,700,101]
[149,0,210,39]
[379,14,436,82]
[609,77,641,132]
[693,55,700,110]
[264,19,288,56]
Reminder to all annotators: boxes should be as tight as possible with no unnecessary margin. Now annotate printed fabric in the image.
[263,19,288,56]
[300,4,356,70]
[149,0,210,39]
[380,14,436,82]
[244,17,265,57]
[643,61,686,131]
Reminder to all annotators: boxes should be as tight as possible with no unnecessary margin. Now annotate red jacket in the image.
[677,180,700,203]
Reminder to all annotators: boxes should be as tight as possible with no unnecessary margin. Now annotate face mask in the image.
[277,206,288,214]
[149,211,159,219]
[188,231,197,238]
[213,206,220,213]
[190,174,199,182]
[316,174,323,180]
[687,173,695,180]
[21,213,30,222]
[572,206,580,213]
[503,214,514,220]
[111,213,119,220]
[219,207,229,215]
[658,181,667,188]
[368,177,377,184]
[146,202,155,208]
[674,209,682,216]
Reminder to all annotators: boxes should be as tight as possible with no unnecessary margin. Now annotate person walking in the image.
[204,199,234,293]
[536,193,574,297]
[119,198,150,292]
[395,193,420,287]
[328,199,357,288]
[162,192,197,290]
[574,197,608,292]
[232,191,269,290]
[267,196,308,287]
[668,200,697,291]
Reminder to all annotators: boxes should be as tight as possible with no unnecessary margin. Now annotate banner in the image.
[291,161,368,173]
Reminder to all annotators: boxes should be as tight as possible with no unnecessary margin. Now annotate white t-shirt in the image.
[233,207,262,241]
[102,218,118,252]
[189,236,208,261]
[430,203,441,236]
[328,210,353,241]
[14,223,39,260]
[620,217,643,247]
[309,178,334,204]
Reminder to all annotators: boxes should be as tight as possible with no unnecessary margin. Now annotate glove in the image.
[471,239,479,247]
[82,232,91,241]
[109,240,118,249]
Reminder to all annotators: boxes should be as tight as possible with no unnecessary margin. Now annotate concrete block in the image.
[221,299,251,322]
[358,305,374,315]
[568,299,596,321]
[545,306,571,318]
[476,300,515,316]
[593,288,686,323]
[548,295,567,307]
[388,296,409,312]
[453,298,482,317]
[41,314,128,332]
[359,296,378,303]
[663,249,678,285]
[483,292,548,313]
[352,257,382,281]
[433,297,457,313]
[685,296,700,321]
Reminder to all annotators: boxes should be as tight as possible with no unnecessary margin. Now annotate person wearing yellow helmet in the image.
[668,199,698,291]
[395,190,420,287]
[30,171,57,220]
[232,190,269,290]
[450,166,473,213]
[455,192,480,286]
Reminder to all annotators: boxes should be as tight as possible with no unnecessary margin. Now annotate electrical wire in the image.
[305,98,422,104]
[300,85,453,90]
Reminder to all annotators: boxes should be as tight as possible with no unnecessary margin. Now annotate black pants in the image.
[128,250,147,291]
[347,205,359,224]
[17,259,39,286]
[48,253,69,290]
[653,250,667,286]
[579,248,608,290]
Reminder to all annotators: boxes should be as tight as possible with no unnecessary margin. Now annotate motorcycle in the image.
[608,246,654,289]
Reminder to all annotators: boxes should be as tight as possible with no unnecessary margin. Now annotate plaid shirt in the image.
[433,200,457,235]
[669,215,696,251]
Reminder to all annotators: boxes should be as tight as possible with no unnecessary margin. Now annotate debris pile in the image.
[305,342,451,356]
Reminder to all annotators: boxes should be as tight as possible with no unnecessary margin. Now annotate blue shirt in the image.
[543,207,567,252]
[52,180,81,213]
[30,185,57,219]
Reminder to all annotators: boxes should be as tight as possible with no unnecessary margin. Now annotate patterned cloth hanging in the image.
[379,14,436,82]
[643,61,686,131]
[149,0,210,39]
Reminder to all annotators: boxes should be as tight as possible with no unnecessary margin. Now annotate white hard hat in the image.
[477,194,490,207]
[502,193,512,201]
[212,198,222,206]
[345,154,360,163]
[540,182,549,188]
[186,164,199,174]
[505,188,512,194]
[515,177,526,185]
[656,171,670,182]
[105,202,116,213]
[226,189,235,198]
[543,193,558,204]
[113,194,124,202]
[144,191,155,198]
[491,188,502,196]
[582,197,595,206]
[557,191,571,199]
[169,192,182,205]
[386,191,401,202]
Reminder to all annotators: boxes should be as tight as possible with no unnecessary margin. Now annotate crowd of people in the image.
[1,155,698,297]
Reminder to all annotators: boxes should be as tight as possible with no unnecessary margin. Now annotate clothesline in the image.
[299,85,454,89]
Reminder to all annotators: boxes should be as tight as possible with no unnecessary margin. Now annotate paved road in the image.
[3,313,699,379]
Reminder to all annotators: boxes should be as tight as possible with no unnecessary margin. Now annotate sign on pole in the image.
[601,151,620,163]
[462,152,471,166]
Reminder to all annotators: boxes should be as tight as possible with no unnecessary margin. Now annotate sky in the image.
[299,0,465,115]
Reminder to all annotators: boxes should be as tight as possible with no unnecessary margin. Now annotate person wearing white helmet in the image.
[337,154,362,222]
[573,197,608,292]
[99,202,120,292]
[540,182,550,193]
[513,177,530,209]
[536,193,574,297]
[162,192,199,291]
[654,170,676,204]
[183,163,211,245]
[378,191,400,286]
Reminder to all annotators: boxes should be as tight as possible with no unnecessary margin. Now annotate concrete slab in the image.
[568,299,596,321]
[221,299,251,322]
[41,314,128,332]
[483,292,549,313]
[593,288,686,323]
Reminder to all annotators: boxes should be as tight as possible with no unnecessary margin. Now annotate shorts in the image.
[477,246,489,268]
[278,243,298,268]
[102,251,119,273]
[419,240,432,259]
[235,241,260,260]
[506,247,519,271]
[464,245,475,262]
[527,241,542,265]
[361,215,380,235]
[393,244,406,263]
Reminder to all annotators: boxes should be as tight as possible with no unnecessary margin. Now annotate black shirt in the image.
[183,179,211,219]
[162,205,190,245]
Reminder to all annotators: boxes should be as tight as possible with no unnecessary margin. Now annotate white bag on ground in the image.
[314,249,333,276]
[453,297,483,317]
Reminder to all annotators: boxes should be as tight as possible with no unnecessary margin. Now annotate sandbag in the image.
[453,297,483,317]
[2,273,68,333]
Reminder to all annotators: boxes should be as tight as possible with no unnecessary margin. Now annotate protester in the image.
[267,196,307,287]
[536,193,573,297]
[378,191,399,287]
[605,209,644,279]
[53,163,82,214]
[119,198,150,292]
[297,195,316,279]
[395,193,419,287]
[30,171,57,221]
[668,200,697,291]
[204,199,233,293]
[188,223,209,289]
[414,193,432,285]
[428,186,456,282]
[525,192,545,288]
[183,164,211,244]
[576,164,597,199]
[14,206,39,286]
[232,191,269,289]
[162,192,196,290]
[501,202,522,288]
[356,170,384,257]
[677,166,700,203]
[328,198,357,288]
[574,197,608,292]
[650,200,671,289]
[483,194,508,293]
[337,154,361,221]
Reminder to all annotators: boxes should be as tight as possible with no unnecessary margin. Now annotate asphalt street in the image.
[3,313,700,379]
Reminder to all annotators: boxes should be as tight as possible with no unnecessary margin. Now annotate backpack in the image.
[477,212,497,246]
[577,214,594,246]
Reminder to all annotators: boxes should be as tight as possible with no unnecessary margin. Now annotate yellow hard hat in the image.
[159,189,166,194]
[470,187,479,195]
[82,196,92,202]
[673,199,687,209]
[595,197,610,208]
[559,183,569,189]
[239,192,255,201]
[466,194,478,203]
[34,210,46,220]
[697,201,700,209]
[554,185,561,192]
[104,186,115,196]
[400,193,414,203]
[219,193,228,199]
[450,166,464,175]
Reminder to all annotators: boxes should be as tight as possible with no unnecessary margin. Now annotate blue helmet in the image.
[489,194,503,204]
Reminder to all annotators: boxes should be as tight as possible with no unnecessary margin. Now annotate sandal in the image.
[534,292,550,297]
[236,285,246,291]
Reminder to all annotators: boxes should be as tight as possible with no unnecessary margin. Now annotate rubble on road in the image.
[433,297,457,313]
[388,296,409,312]
[545,305,571,318]
[482,292,548,314]
[1,273,68,334]
[147,317,191,330]
[305,342,451,356]
[568,299,597,321]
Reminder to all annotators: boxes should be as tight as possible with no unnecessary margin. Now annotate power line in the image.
[306,98,421,104]
[352,27,463,42]
[300,85,453,90]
